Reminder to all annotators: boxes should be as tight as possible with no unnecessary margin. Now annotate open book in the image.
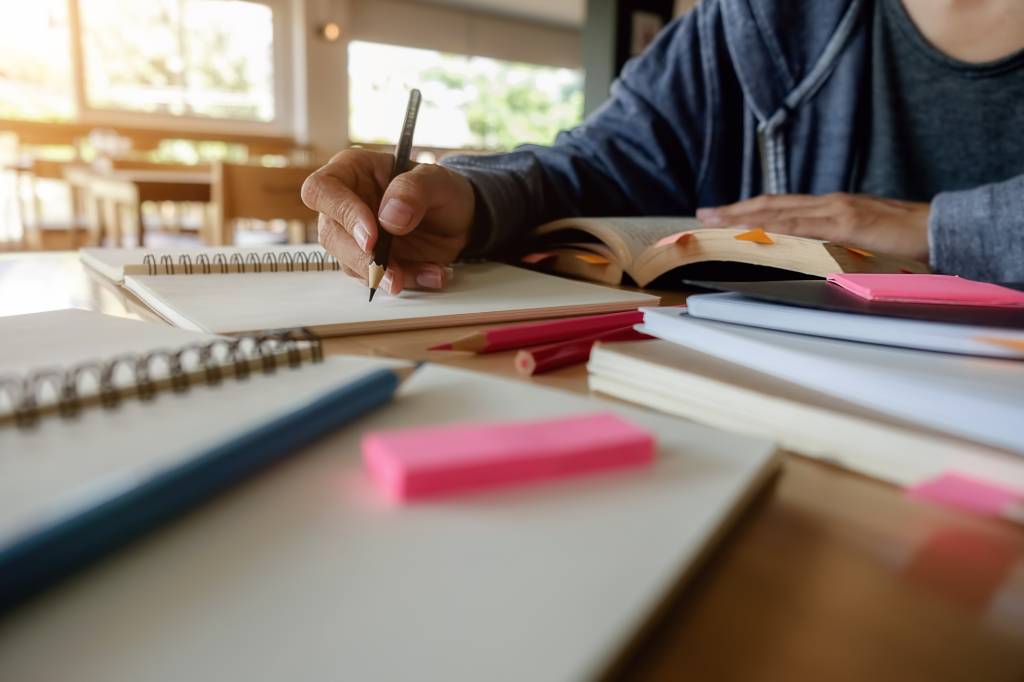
[526,217,930,287]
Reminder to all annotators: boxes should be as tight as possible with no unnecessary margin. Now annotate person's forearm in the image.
[440,150,569,258]
[441,141,637,258]
[928,174,1024,281]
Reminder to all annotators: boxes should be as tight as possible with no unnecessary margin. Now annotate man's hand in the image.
[697,193,931,261]
[301,148,475,295]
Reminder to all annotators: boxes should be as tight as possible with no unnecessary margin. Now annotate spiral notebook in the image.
[1,359,778,682]
[97,246,658,337]
[0,308,409,609]
[80,244,328,283]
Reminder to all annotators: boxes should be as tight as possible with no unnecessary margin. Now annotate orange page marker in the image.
[574,253,611,265]
[655,231,693,248]
[734,227,775,245]
[843,245,874,258]
[975,337,1024,352]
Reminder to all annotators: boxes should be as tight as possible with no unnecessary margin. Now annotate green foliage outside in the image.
[420,56,583,151]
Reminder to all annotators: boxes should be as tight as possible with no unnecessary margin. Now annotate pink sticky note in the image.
[908,473,1024,517]
[362,412,656,501]
[827,273,1024,307]
[521,252,557,265]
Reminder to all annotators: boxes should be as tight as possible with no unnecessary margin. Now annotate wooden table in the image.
[2,252,1023,682]
[63,167,211,248]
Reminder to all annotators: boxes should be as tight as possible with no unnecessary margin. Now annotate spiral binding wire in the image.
[0,328,322,429]
[141,249,340,275]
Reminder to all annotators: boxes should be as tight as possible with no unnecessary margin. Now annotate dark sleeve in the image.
[928,174,1024,282]
[441,6,719,257]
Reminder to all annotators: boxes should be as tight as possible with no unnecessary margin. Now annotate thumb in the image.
[377,163,459,236]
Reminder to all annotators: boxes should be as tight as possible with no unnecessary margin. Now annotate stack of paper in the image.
[589,308,1024,522]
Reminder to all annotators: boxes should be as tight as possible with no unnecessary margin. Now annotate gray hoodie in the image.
[443,0,1024,281]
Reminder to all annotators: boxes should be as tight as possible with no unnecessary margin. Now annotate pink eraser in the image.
[908,473,1024,517]
[361,412,656,501]
[827,273,1024,307]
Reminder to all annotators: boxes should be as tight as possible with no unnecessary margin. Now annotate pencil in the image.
[514,326,651,376]
[430,309,646,353]
[368,88,422,302]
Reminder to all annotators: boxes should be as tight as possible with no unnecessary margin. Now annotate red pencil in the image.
[430,309,646,353]
[514,326,651,376]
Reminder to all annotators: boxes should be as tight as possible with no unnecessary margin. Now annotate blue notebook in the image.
[0,309,408,612]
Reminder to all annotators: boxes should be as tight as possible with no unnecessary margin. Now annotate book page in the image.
[593,217,702,260]
[124,262,659,336]
[534,217,701,269]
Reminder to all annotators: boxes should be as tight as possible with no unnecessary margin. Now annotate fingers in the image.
[698,194,829,226]
[377,164,463,237]
[320,214,451,297]
[753,216,840,239]
[303,172,380,253]
[320,213,372,278]
[397,261,454,291]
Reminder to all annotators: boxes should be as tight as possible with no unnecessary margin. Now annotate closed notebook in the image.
[684,292,1024,358]
[686,279,1024,329]
[120,255,659,337]
[638,307,1024,455]
[0,357,779,682]
[588,338,1024,522]
[827,273,1024,307]
[0,309,407,609]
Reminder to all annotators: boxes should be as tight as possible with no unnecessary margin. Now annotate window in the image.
[0,1,74,120]
[348,41,583,152]
[80,0,276,122]
[0,0,286,128]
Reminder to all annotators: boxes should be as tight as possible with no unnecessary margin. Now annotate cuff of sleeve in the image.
[440,155,525,259]
[927,187,991,280]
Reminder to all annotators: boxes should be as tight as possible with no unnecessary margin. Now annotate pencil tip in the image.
[368,288,376,302]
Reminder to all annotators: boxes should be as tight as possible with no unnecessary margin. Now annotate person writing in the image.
[301,0,1024,296]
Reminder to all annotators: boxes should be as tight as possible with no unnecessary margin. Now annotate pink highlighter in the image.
[361,412,656,502]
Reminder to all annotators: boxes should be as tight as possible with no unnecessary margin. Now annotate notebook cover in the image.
[827,273,1024,307]
[685,280,1024,330]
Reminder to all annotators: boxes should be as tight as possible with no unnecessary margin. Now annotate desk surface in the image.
[1,252,1023,681]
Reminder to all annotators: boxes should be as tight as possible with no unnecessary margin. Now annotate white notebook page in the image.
[125,262,660,335]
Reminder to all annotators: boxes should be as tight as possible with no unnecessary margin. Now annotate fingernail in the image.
[353,222,370,252]
[379,199,414,230]
[416,267,443,289]
[380,272,396,294]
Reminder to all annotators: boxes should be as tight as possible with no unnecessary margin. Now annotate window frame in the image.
[66,0,294,135]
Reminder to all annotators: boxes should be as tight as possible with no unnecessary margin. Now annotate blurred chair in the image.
[104,159,212,237]
[16,159,88,251]
[209,162,318,245]
[76,160,213,247]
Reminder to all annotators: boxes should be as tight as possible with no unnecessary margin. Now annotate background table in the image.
[2,252,1022,681]
[63,166,211,247]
